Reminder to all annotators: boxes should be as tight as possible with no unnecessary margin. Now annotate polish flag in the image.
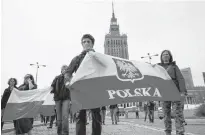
[69,51,181,113]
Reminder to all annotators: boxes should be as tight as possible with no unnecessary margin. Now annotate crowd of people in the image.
[1,34,188,135]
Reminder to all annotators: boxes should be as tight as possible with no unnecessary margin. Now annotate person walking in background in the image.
[50,65,71,135]
[135,107,139,119]
[148,101,155,123]
[158,50,187,135]
[40,114,45,123]
[1,78,18,131]
[69,103,76,124]
[64,34,102,135]
[116,105,120,122]
[101,106,106,125]
[144,102,149,122]
[86,110,92,125]
[15,74,37,135]
[47,109,57,129]
[44,116,49,126]
[109,104,118,125]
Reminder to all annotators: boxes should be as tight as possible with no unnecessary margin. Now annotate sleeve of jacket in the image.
[50,76,58,93]
[64,56,79,82]
[175,65,187,94]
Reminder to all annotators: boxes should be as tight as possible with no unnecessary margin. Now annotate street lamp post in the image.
[141,53,159,64]
[30,62,46,84]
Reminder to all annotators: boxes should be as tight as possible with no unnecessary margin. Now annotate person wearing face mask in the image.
[15,74,37,135]
[1,78,18,131]
[158,50,187,135]
[64,34,102,135]
[50,65,71,135]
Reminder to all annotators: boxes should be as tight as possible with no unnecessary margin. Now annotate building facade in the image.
[104,3,129,59]
[181,68,205,104]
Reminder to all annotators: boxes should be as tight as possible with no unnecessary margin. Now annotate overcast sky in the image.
[1,0,205,94]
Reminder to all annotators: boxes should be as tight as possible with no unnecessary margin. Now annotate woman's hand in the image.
[28,78,34,89]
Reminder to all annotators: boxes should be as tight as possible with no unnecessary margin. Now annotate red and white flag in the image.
[70,52,181,113]
[2,87,54,121]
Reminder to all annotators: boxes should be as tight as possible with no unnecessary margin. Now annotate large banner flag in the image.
[69,52,181,113]
[2,87,52,121]
[38,93,55,116]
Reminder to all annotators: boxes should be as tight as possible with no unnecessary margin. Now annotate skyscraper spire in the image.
[112,2,115,18]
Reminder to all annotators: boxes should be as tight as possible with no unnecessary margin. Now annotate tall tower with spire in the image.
[104,2,129,59]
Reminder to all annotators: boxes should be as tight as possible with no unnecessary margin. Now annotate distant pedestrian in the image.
[116,106,120,122]
[158,50,187,135]
[101,106,106,125]
[144,102,149,122]
[109,104,118,125]
[135,107,139,119]
[148,101,155,123]
[47,109,57,129]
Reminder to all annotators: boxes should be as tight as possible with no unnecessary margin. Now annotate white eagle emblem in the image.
[112,58,144,83]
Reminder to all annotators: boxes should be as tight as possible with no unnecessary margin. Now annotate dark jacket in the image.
[144,104,148,112]
[1,86,17,109]
[51,74,70,101]
[64,49,95,80]
[158,61,187,94]
[148,101,155,110]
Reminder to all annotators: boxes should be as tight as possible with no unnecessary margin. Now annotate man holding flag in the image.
[64,34,102,135]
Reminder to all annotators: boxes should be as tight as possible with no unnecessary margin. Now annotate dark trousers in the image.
[144,111,148,121]
[76,108,102,135]
[136,111,139,119]
[43,116,49,124]
[148,110,154,123]
[40,114,44,123]
[49,115,56,127]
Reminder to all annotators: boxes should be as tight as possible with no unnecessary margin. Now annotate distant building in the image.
[186,86,205,104]
[180,68,205,104]
[104,3,129,59]
[203,72,205,85]
[181,67,194,88]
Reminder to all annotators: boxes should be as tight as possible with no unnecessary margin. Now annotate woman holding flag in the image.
[15,74,37,135]
[158,50,187,135]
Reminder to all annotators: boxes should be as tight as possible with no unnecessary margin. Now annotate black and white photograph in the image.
[1,0,205,135]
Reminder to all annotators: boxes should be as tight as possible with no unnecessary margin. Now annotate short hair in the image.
[160,50,173,64]
[61,65,68,73]
[7,78,18,86]
[81,34,95,45]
